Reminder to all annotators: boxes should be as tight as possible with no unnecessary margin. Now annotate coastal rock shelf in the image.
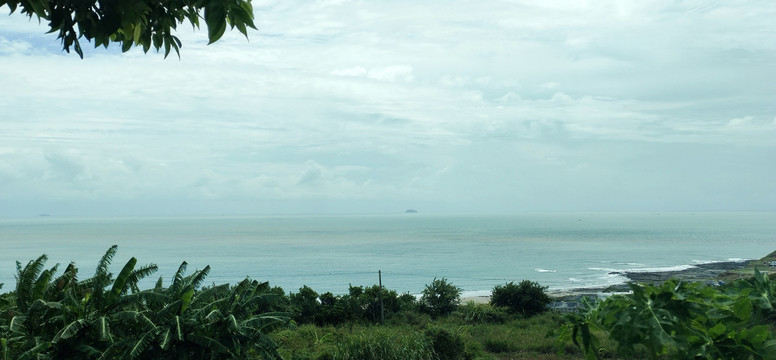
[612,260,754,284]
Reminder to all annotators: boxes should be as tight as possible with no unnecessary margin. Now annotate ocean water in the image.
[1,213,775,297]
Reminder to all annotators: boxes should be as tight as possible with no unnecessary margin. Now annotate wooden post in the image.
[379,270,384,325]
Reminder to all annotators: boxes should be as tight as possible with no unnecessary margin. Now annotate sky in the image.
[0,0,774,217]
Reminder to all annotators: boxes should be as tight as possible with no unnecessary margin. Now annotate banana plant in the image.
[558,278,776,360]
[122,264,290,359]
[2,247,290,359]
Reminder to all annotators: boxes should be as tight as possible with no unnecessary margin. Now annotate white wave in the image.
[461,290,491,298]
[625,264,696,273]
[534,268,557,273]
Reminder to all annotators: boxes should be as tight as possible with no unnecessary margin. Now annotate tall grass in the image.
[334,327,434,360]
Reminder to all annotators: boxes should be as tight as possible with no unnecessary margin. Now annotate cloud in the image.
[0,36,32,55]
[0,0,774,215]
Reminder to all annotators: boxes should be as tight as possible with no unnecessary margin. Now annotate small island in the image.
[404,209,418,213]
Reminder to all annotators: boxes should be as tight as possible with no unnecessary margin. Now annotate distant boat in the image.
[405,209,418,213]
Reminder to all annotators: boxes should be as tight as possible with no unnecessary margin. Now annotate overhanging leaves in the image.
[1,0,258,58]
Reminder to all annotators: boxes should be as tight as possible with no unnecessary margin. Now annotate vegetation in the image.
[491,280,552,317]
[419,277,462,318]
[556,270,776,359]
[3,248,776,360]
[0,246,289,359]
[0,0,257,58]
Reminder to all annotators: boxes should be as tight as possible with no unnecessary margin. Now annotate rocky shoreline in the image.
[543,259,759,313]
[613,259,754,285]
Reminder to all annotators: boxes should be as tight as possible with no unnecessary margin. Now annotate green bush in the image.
[425,327,468,360]
[290,285,320,324]
[457,301,507,324]
[490,280,551,317]
[420,278,461,318]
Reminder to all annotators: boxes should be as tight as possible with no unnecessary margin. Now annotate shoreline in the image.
[462,257,768,304]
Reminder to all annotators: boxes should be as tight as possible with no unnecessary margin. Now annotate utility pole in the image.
[379,270,384,325]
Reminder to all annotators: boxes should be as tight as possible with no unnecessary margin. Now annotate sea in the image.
[1,212,774,297]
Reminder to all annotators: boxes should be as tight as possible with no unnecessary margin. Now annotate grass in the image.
[270,310,592,360]
[718,250,776,282]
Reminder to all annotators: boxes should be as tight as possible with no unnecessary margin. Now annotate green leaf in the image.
[133,25,142,44]
[188,334,229,353]
[180,286,194,314]
[17,341,51,360]
[98,316,112,342]
[129,332,154,358]
[107,257,137,307]
[709,322,726,338]
[159,328,172,350]
[55,319,88,341]
[204,3,227,44]
[731,296,752,321]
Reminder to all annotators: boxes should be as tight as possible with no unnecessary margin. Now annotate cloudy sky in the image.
[0,0,774,217]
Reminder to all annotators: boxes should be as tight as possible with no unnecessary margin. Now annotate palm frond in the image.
[107,257,137,307]
[16,341,51,360]
[90,245,119,306]
[75,343,102,358]
[179,286,194,314]
[45,262,78,300]
[155,299,183,320]
[186,265,211,291]
[126,263,158,294]
[97,316,112,342]
[53,319,88,342]
[189,283,229,308]
[204,309,224,323]
[187,334,229,353]
[8,315,28,333]
[31,264,58,302]
[174,315,183,341]
[129,331,154,359]
[158,327,173,350]
[95,245,118,279]
[242,314,291,332]
[116,290,168,310]
[154,276,163,291]
[15,254,48,311]
[170,261,188,295]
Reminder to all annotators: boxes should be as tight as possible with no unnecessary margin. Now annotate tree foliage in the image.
[0,0,257,58]
[490,280,551,317]
[420,278,461,318]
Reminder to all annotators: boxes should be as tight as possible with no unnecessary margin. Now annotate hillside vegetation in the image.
[1,247,774,359]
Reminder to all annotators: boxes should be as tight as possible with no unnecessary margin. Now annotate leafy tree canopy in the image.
[1,0,257,58]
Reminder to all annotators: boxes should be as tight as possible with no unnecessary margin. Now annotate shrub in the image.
[457,301,506,324]
[362,284,400,323]
[398,292,419,312]
[425,327,468,360]
[490,280,551,317]
[420,278,461,318]
[290,285,320,324]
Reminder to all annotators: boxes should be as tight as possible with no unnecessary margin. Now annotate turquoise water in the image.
[1,213,774,296]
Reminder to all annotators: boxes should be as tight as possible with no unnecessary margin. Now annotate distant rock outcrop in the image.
[404,209,418,213]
